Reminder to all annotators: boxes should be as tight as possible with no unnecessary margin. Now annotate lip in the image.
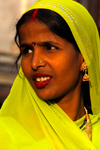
[32,73,52,89]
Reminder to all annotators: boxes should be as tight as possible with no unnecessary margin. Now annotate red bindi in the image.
[32,42,36,46]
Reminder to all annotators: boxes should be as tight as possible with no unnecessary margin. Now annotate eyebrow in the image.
[20,44,32,48]
[20,41,61,48]
[37,41,60,46]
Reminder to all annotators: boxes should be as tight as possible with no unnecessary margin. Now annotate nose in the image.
[31,49,46,71]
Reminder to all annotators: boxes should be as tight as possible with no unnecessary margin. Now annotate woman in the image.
[0,0,100,149]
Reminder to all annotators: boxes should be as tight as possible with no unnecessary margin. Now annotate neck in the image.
[57,87,85,121]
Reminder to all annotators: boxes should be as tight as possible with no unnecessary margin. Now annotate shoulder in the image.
[0,116,36,149]
[92,114,100,149]
[92,114,100,135]
[0,117,12,149]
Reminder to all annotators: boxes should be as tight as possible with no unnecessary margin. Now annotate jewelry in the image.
[50,104,92,141]
[32,42,36,46]
[79,118,86,129]
[84,107,92,141]
[82,62,90,81]
[39,60,43,64]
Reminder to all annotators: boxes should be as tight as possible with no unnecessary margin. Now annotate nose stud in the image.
[39,60,43,64]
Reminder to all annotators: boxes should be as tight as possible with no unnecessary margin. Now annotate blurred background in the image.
[0,0,100,107]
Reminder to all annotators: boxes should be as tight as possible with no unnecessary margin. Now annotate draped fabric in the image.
[0,0,100,149]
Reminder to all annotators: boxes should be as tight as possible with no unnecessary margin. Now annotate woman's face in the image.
[19,19,83,101]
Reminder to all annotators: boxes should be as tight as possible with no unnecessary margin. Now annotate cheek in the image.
[21,58,31,78]
[55,55,81,84]
[21,59,25,73]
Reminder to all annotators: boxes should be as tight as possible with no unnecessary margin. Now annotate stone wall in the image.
[78,0,100,33]
[0,0,36,105]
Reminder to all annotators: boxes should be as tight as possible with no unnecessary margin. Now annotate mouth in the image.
[32,73,52,89]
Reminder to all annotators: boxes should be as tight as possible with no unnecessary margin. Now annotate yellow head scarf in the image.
[0,0,100,150]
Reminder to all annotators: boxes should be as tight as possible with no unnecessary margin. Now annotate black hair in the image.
[14,9,92,113]
[15,9,79,50]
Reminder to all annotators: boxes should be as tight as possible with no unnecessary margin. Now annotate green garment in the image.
[0,0,100,149]
[76,114,100,150]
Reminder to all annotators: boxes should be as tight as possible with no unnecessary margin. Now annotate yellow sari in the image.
[0,0,100,149]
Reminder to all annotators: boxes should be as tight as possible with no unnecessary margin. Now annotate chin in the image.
[31,83,57,101]
[35,90,55,101]
[37,94,52,101]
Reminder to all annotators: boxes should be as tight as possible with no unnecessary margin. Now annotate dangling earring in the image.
[84,107,92,141]
[82,62,90,81]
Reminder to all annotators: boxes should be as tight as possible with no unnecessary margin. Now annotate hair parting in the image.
[32,9,39,20]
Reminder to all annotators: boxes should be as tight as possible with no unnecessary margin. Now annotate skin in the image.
[19,19,85,121]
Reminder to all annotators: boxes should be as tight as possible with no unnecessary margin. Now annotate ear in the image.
[80,54,84,71]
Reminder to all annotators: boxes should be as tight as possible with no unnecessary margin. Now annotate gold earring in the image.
[39,60,43,64]
[82,62,90,81]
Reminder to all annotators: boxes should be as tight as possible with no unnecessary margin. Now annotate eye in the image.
[22,48,33,55]
[46,45,58,50]
[28,49,33,53]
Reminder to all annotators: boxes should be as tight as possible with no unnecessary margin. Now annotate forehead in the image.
[18,19,65,44]
[19,20,52,40]
[19,19,48,32]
